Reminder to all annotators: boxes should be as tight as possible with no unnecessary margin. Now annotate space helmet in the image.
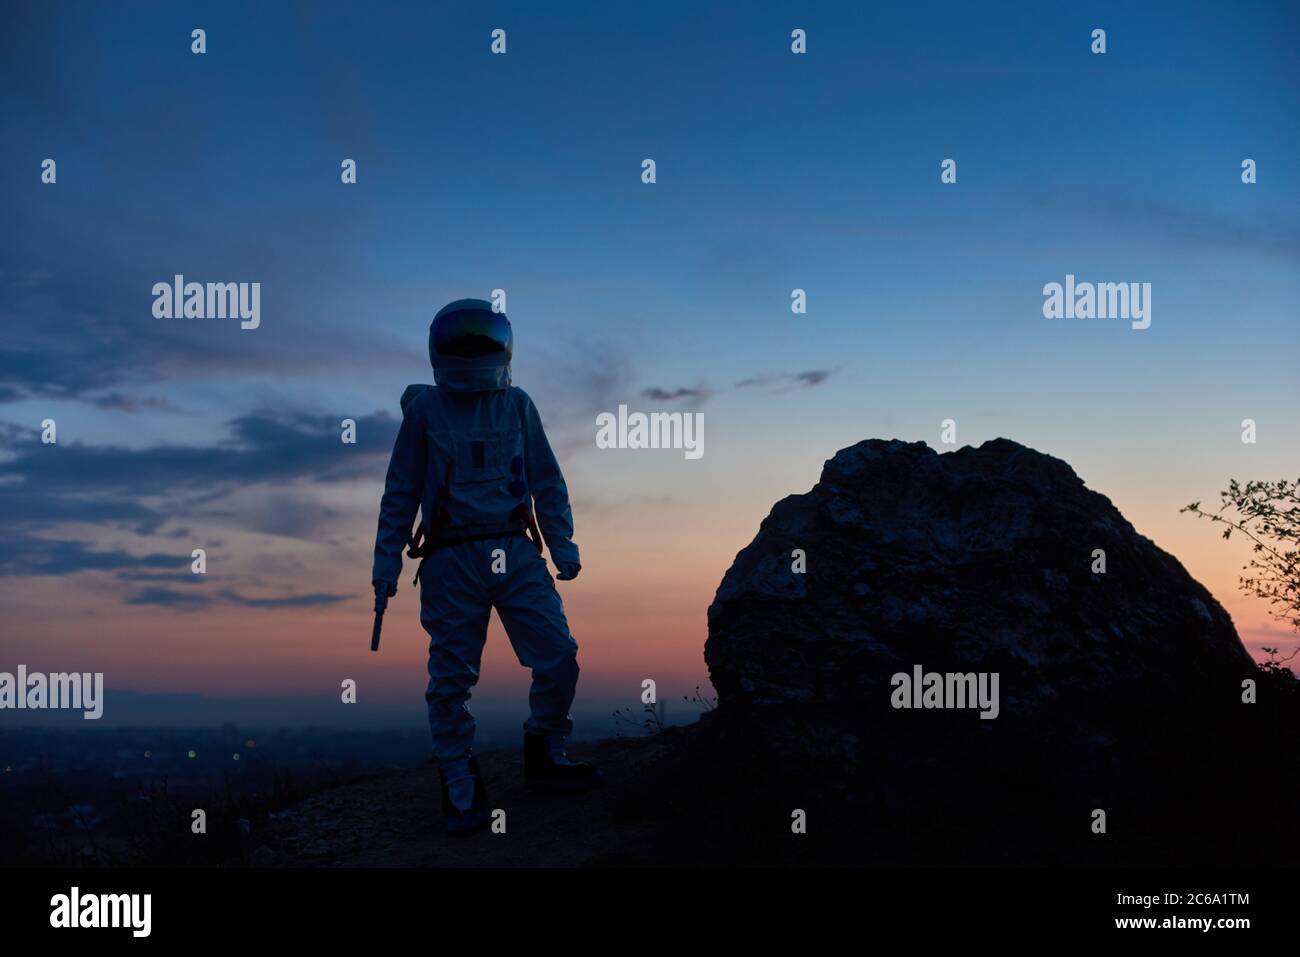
[429,298,513,392]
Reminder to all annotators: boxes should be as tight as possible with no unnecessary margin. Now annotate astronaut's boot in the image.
[439,753,491,835]
[524,733,603,793]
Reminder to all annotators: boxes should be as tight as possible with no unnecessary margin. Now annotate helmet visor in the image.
[433,307,512,360]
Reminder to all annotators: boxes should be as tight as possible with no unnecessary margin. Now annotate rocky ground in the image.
[247,734,673,867]
[222,716,851,868]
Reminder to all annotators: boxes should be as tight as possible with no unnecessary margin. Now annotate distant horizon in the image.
[0,686,699,738]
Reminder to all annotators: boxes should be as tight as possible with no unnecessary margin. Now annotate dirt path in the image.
[256,736,670,867]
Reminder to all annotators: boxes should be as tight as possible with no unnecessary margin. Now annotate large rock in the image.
[705,438,1256,773]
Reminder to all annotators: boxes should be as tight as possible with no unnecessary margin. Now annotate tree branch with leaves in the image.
[1182,477,1300,671]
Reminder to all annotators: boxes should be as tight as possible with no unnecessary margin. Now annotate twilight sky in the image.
[1,0,1297,730]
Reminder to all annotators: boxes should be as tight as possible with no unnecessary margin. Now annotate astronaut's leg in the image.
[493,535,600,790]
[419,542,492,762]
[420,542,495,832]
[492,536,578,735]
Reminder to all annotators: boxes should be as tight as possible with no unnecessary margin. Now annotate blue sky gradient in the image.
[1,1,1297,726]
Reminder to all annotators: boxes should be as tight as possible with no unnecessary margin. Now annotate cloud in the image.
[794,370,830,387]
[641,386,713,401]
[734,370,834,391]
[637,370,834,407]
[0,535,189,577]
[0,409,399,537]
[0,409,401,594]
[220,589,351,608]
[91,392,175,413]
[116,571,206,584]
[126,588,213,609]
[124,585,351,610]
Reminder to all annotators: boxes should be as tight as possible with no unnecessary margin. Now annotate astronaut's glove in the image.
[373,579,397,599]
[555,562,581,581]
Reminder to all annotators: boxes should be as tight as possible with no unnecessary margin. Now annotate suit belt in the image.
[412,529,528,586]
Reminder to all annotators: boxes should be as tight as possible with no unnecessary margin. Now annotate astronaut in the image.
[373,298,600,834]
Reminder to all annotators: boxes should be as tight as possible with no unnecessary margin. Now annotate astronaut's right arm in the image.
[372,402,427,592]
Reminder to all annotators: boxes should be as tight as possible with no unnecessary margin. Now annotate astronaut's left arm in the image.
[520,393,580,572]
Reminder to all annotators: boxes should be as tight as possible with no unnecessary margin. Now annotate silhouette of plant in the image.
[683,685,717,713]
[612,686,718,737]
[1183,477,1300,669]
[611,701,664,737]
[1259,646,1300,685]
